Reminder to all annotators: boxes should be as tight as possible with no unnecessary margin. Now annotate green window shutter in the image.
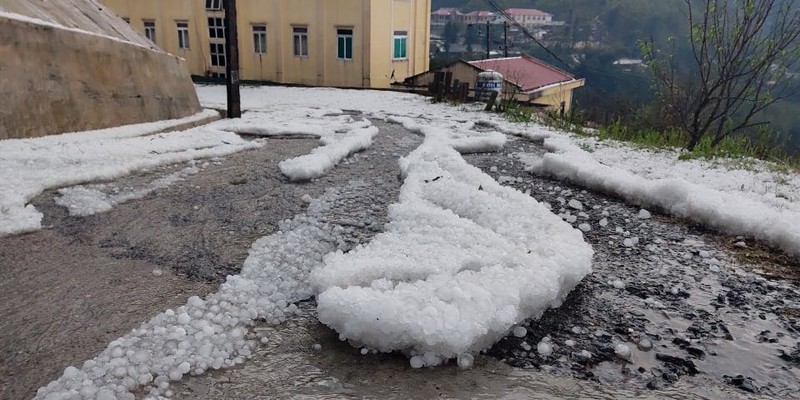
[401,38,407,58]
[346,37,352,59]
[338,36,345,58]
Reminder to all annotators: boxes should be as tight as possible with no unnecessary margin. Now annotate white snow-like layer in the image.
[213,107,378,181]
[35,185,349,399]
[528,136,800,257]
[55,165,200,216]
[571,135,800,213]
[0,110,253,236]
[312,117,593,366]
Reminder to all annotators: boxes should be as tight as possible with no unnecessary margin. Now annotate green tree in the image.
[642,0,800,150]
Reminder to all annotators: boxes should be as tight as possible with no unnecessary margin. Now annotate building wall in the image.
[0,2,201,140]
[102,0,430,89]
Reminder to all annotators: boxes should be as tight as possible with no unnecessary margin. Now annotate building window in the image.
[337,28,353,60]
[144,21,156,43]
[208,17,225,39]
[252,25,267,54]
[293,27,308,57]
[393,30,407,60]
[177,22,190,49]
[210,42,226,67]
[205,0,222,10]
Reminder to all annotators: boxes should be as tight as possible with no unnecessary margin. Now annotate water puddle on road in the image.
[171,309,764,400]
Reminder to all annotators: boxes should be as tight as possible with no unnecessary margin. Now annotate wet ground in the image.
[466,135,800,398]
[3,118,799,399]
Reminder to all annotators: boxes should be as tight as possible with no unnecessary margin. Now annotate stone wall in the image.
[0,8,201,139]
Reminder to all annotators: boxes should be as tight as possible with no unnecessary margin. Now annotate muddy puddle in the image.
[171,307,762,400]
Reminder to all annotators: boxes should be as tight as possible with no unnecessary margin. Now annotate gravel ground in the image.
[3,117,799,399]
[465,135,800,398]
[0,116,419,400]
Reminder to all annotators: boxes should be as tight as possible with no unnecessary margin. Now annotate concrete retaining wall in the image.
[0,14,201,139]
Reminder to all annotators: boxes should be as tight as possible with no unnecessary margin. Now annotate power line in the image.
[481,0,573,72]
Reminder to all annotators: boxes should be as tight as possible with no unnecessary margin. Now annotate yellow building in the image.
[101,0,431,88]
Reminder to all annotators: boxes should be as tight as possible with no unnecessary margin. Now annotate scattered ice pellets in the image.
[735,241,747,248]
[699,250,710,258]
[578,350,592,360]
[638,338,654,351]
[709,265,720,273]
[612,280,626,289]
[312,343,322,351]
[260,337,269,344]
[568,199,583,210]
[513,326,528,338]
[566,215,578,224]
[537,341,553,356]
[615,227,624,234]
[152,268,164,277]
[409,356,425,369]
[571,326,582,334]
[623,238,635,247]
[457,353,474,369]
[599,218,609,227]
[360,348,369,355]
[615,344,632,359]
[521,342,532,351]
[579,223,592,232]
[638,209,652,219]
[564,340,576,347]
[490,166,498,173]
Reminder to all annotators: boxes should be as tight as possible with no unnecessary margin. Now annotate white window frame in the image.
[210,42,226,67]
[143,20,156,43]
[205,0,222,10]
[336,28,353,60]
[293,26,309,57]
[208,17,225,39]
[177,21,189,49]
[252,24,267,54]
[392,30,408,60]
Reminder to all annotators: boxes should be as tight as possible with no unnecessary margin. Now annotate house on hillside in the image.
[102,0,431,89]
[403,54,585,113]
[431,8,462,27]
[461,11,496,25]
[503,8,554,29]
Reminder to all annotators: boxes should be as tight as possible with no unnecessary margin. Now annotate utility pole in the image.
[223,0,241,118]
[503,21,508,57]
[485,20,490,59]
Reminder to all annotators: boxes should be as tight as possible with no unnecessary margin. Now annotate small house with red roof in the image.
[402,54,585,112]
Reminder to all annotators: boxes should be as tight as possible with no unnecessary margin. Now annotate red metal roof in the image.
[504,8,551,16]
[468,55,574,92]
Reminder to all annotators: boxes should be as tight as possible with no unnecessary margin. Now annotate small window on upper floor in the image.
[205,0,222,10]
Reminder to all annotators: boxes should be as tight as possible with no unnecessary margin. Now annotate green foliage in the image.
[498,100,535,123]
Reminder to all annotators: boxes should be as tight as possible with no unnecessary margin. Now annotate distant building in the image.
[431,8,462,27]
[102,0,432,89]
[404,55,585,113]
[503,8,553,29]
[462,11,496,25]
